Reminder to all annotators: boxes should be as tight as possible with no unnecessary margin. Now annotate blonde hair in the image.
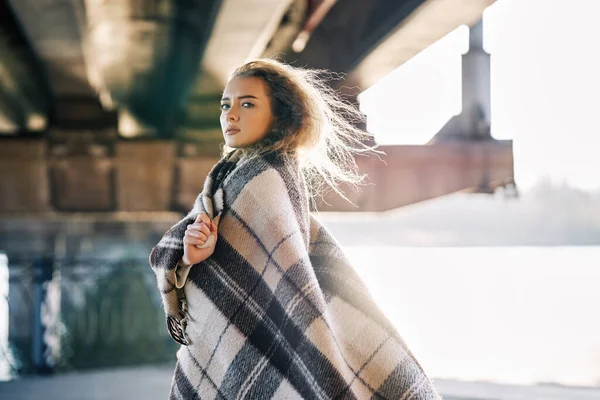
[223,58,376,201]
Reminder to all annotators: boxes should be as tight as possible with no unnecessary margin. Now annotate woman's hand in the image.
[182,212,220,266]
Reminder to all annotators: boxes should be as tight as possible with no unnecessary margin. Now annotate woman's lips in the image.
[226,128,240,135]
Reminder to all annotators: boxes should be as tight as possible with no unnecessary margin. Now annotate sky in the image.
[351,3,600,385]
[360,0,600,191]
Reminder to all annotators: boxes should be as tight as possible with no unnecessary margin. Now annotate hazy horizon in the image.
[318,180,600,247]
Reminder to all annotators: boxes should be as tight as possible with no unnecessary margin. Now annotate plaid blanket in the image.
[150,150,441,399]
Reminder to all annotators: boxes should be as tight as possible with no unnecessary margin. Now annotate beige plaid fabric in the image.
[150,150,441,399]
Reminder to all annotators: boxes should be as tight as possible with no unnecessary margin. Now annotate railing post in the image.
[32,256,55,374]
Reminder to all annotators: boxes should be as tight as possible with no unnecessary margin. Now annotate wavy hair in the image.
[223,58,377,201]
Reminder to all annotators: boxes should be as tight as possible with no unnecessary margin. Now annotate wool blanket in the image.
[150,150,441,399]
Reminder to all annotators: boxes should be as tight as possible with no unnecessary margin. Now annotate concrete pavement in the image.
[1,364,600,400]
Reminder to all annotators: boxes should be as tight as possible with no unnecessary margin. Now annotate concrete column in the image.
[0,140,50,212]
[116,141,176,211]
[462,21,491,135]
[432,20,492,141]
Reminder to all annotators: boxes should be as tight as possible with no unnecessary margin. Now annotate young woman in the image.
[150,59,440,399]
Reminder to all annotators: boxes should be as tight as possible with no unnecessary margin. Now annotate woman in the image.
[150,59,440,399]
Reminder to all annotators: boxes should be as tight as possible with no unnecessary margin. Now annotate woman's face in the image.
[220,77,274,148]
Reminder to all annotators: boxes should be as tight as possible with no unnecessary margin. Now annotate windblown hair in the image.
[223,58,376,201]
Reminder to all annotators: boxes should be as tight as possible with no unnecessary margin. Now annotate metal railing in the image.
[2,256,178,378]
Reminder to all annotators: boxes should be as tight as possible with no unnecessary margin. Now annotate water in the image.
[2,247,598,387]
[344,246,600,388]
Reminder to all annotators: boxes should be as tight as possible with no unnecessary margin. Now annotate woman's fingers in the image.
[185,229,208,241]
[196,212,211,225]
[199,224,211,236]
[187,222,211,237]
[182,214,219,266]
[184,213,218,247]
[183,234,207,246]
[186,224,210,236]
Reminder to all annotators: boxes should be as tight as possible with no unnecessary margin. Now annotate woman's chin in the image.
[225,140,255,149]
[225,141,242,149]
[224,138,238,148]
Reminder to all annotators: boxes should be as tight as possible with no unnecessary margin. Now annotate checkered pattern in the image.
[150,151,441,399]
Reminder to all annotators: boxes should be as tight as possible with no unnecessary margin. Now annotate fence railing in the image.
[2,256,178,378]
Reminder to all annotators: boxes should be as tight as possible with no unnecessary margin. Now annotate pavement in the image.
[1,364,600,400]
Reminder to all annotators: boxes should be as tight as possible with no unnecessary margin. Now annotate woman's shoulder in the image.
[223,151,301,197]
[230,151,297,180]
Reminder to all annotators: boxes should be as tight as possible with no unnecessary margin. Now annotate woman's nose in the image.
[228,111,239,122]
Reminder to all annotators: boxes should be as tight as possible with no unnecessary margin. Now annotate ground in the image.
[1,364,600,400]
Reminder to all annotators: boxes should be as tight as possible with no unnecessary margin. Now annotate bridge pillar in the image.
[433,20,491,141]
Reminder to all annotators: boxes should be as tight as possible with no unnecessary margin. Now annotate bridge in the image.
[0,0,515,381]
[0,0,513,215]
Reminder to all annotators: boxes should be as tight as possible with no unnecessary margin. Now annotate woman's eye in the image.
[219,104,230,111]
[241,102,254,108]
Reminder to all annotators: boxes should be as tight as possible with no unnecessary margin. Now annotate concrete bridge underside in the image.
[0,0,511,215]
